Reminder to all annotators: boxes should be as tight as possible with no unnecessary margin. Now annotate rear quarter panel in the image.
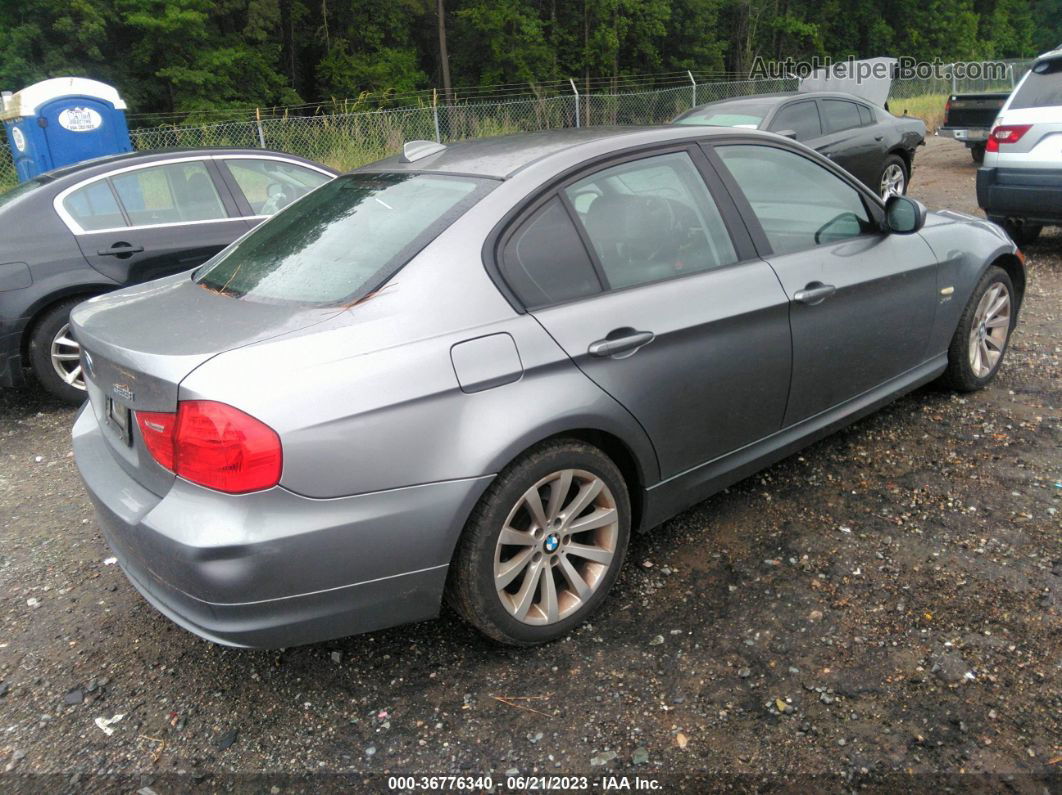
[178,221,660,500]
[0,189,114,336]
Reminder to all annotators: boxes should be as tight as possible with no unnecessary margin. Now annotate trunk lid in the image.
[71,271,335,495]
[799,57,895,106]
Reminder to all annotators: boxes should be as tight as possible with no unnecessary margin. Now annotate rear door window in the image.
[769,101,822,141]
[564,152,738,289]
[196,172,492,304]
[63,180,126,231]
[822,100,862,133]
[500,198,602,308]
[110,161,227,225]
[222,159,332,216]
[857,104,874,125]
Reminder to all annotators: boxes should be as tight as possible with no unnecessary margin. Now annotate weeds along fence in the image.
[0,61,1032,190]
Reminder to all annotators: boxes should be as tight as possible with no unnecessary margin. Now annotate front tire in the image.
[941,266,1016,392]
[28,299,87,404]
[447,439,631,645]
[878,154,908,199]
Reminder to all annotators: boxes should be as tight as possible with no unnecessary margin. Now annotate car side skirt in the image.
[640,354,948,529]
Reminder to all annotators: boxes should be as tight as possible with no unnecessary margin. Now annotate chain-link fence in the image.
[888,59,1030,99]
[0,142,12,189]
[123,77,798,175]
[0,62,1034,190]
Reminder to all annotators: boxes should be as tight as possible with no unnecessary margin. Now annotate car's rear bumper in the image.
[72,404,493,648]
[938,127,988,144]
[977,166,1062,223]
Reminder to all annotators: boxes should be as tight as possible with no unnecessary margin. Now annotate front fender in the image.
[917,213,1020,355]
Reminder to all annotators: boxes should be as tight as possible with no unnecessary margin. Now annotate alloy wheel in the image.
[50,323,85,391]
[493,469,619,625]
[968,282,1011,378]
[880,163,906,198]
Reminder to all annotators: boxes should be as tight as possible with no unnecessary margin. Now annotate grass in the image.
[888,93,950,132]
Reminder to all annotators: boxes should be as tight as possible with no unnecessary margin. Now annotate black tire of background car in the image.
[971,144,985,164]
[879,154,909,196]
[446,438,631,646]
[941,265,1016,393]
[987,216,1043,246]
[28,298,86,404]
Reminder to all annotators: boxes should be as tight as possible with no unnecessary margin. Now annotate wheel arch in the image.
[989,252,1026,305]
[887,146,912,174]
[474,422,656,540]
[21,286,112,361]
[543,428,648,533]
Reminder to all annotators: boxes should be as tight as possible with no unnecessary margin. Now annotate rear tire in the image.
[970,144,985,164]
[28,298,87,404]
[878,154,908,199]
[447,439,631,646]
[941,266,1016,392]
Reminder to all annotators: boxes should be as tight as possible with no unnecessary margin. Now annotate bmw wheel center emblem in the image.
[544,533,560,553]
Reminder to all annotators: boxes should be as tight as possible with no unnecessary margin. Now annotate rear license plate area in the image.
[107,399,132,446]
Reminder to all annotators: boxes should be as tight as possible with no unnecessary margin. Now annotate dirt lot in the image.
[0,136,1059,792]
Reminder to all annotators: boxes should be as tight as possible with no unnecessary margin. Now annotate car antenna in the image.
[401,140,447,163]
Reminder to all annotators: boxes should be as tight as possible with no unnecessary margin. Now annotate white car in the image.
[977,48,1062,244]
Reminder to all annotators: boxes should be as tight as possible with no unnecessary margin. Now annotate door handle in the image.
[588,329,655,358]
[794,282,837,305]
[97,243,144,257]
[874,135,884,142]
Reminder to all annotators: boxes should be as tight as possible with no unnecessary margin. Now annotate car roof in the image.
[1034,47,1062,65]
[35,147,333,184]
[357,125,760,180]
[683,91,876,115]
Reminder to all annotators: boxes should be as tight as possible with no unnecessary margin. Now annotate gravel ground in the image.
[0,136,1059,792]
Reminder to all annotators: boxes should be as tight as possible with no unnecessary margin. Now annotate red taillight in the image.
[986,124,1031,152]
[135,401,282,494]
[136,411,178,471]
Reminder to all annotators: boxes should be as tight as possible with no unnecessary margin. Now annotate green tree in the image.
[451,0,553,86]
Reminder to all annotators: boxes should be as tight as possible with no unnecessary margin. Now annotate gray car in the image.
[71,126,1024,648]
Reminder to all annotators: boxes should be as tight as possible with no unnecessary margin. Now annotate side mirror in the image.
[884,195,927,234]
[776,129,798,140]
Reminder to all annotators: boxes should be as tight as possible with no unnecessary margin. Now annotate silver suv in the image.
[977,48,1062,244]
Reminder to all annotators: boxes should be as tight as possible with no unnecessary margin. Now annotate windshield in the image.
[1011,60,1062,108]
[195,172,492,304]
[0,177,48,210]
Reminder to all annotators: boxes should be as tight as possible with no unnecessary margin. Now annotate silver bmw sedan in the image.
[71,126,1024,648]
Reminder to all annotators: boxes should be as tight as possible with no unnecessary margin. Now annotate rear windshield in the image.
[0,177,48,210]
[675,102,773,128]
[195,172,492,304]
[1011,60,1062,109]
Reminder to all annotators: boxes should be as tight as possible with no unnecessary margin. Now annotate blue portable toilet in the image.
[1,77,133,182]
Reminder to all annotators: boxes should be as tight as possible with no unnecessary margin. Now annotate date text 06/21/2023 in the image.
[385,775,663,791]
